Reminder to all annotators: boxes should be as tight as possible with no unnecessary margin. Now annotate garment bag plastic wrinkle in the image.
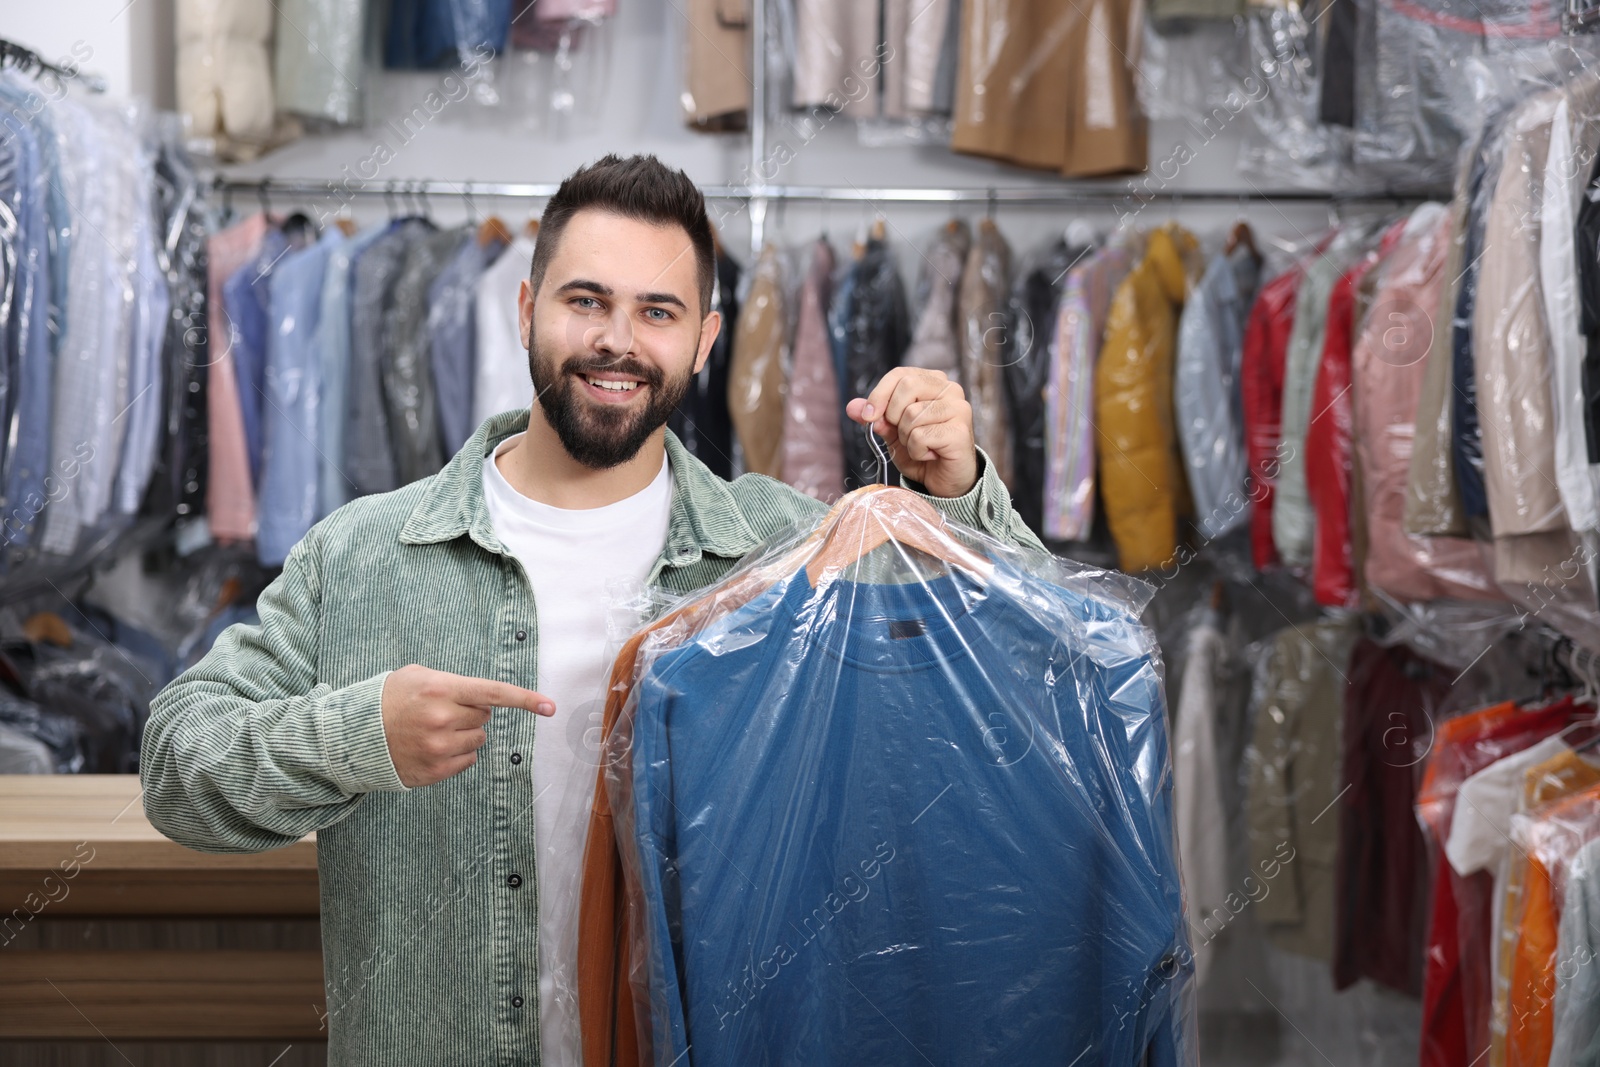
[581,487,1194,1067]
[1176,247,1259,544]
[1096,223,1201,573]
[1352,203,1504,603]
[1045,237,1138,541]
[781,239,846,501]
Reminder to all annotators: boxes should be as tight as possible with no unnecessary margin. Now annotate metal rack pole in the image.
[747,0,769,259]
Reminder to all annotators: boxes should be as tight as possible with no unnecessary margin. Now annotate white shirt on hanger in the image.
[474,234,537,431]
[482,431,674,1067]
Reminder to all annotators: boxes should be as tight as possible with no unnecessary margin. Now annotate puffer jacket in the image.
[1095,223,1201,572]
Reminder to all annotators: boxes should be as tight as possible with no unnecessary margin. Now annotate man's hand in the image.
[381,665,554,788]
[845,368,979,498]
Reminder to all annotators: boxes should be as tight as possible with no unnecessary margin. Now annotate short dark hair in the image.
[529,154,715,315]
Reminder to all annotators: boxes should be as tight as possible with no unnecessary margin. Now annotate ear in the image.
[518,277,534,351]
[694,310,721,375]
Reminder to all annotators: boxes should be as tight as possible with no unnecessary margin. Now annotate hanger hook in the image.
[986,187,997,219]
[258,179,271,217]
[864,422,889,486]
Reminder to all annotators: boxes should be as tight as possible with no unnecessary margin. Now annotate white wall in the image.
[0,0,174,107]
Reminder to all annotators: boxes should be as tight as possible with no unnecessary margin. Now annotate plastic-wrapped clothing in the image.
[1274,245,1354,568]
[827,254,857,404]
[1497,749,1600,1066]
[841,237,910,489]
[1045,237,1138,542]
[1506,780,1600,1067]
[258,229,345,567]
[780,240,845,501]
[1172,605,1246,988]
[1240,263,1303,570]
[205,213,276,541]
[950,0,1148,178]
[1406,168,1470,538]
[1333,639,1452,996]
[1475,85,1587,562]
[728,242,788,479]
[1305,240,1386,609]
[0,686,82,773]
[902,221,970,379]
[177,0,276,144]
[883,0,953,116]
[958,220,1012,489]
[427,232,508,457]
[318,222,396,518]
[1004,238,1083,536]
[669,251,740,480]
[1582,154,1600,471]
[1175,247,1259,544]
[1095,223,1200,574]
[274,0,364,124]
[1416,700,1580,1067]
[223,226,291,487]
[791,0,878,118]
[382,226,468,486]
[1352,203,1503,603]
[591,491,1189,1066]
[4,639,155,776]
[682,0,748,129]
[1452,109,1513,523]
[1551,834,1600,1065]
[1245,617,1360,962]
[0,720,52,774]
[349,219,435,497]
[472,233,536,433]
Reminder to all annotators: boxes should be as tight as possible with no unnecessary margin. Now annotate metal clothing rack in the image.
[0,37,108,93]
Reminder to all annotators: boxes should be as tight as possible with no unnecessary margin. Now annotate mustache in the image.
[561,354,665,388]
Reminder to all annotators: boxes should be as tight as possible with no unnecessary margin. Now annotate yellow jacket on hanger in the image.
[1095,223,1201,572]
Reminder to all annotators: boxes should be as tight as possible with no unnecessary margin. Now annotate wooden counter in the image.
[0,775,327,1043]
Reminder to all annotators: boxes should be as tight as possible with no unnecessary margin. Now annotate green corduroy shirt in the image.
[141,407,1047,1066]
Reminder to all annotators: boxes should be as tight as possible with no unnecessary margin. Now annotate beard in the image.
[528,330,695,470]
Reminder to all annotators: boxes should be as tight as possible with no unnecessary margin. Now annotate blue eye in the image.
[645,308,671,321]
[574,296,601,309]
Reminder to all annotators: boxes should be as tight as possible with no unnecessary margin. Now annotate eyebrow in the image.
[553,279,688,312]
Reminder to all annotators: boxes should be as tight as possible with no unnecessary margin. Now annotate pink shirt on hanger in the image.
[206,213,275,543]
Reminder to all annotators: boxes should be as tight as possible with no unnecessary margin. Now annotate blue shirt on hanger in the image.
[629,559,1191,1067]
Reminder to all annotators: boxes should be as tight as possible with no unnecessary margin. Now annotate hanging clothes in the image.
[1351,203,1503,603]
[317,221,395,518]
[205,213,276,543]
[791,0,879,118]
[780,239,845,501]
[428,230,509,457]
[382,226,469,485]
[1043,235,1137,542]
[258,228,346,567]
[1175,245,1259,544]
[949,0,1148,178]
[902,220,969,380]
[273,0,365,124]
[669,249,741,479]
[841,235,910,489]
[956,220,1011,490]
[472,233,536,434]
[223,224,297,489]
[1004,237,1083,536]
[1240,262,1304,571]
[1095,222,1200,573]
[1245,617,1361,962]
[727,241,788,479]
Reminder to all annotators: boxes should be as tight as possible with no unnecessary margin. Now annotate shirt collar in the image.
[398,408,763,564]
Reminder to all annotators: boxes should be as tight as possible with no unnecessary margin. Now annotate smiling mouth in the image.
[580,374,643,393]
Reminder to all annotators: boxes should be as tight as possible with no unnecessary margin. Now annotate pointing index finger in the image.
[450,675,556,716]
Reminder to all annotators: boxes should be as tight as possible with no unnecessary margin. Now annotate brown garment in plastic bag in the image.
[903,220,971,379]
[950,0,1148,178]
[1405,181,1470,538]
[727,243,788,478]
[683,0,749,129]
[780,240,846,501]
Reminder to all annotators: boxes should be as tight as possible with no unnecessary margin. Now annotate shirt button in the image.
[510,752,522,765]
[507,873,523,888]
[514,630,527,642]
[511,995,524,1009]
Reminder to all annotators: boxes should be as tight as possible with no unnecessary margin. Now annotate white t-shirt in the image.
[482,433,673,1066]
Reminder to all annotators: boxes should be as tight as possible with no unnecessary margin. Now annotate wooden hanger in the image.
[1224,221,1260,262]
[335,217,358,237]
[869,216,886,242]
[478,215,513,247]
[803,486,995,588]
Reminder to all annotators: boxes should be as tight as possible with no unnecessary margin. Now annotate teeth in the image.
[585,376,639,392]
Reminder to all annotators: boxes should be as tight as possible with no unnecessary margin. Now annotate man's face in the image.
[518,209,719,470]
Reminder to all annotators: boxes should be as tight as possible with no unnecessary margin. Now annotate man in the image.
[141,154,1045,1066]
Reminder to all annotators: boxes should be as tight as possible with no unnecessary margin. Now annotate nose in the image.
[579,303,636,362]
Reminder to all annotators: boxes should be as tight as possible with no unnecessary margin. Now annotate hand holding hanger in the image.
[844,367,980,500]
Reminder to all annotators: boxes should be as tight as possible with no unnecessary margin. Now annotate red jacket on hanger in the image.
[1240,267,1303,570]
